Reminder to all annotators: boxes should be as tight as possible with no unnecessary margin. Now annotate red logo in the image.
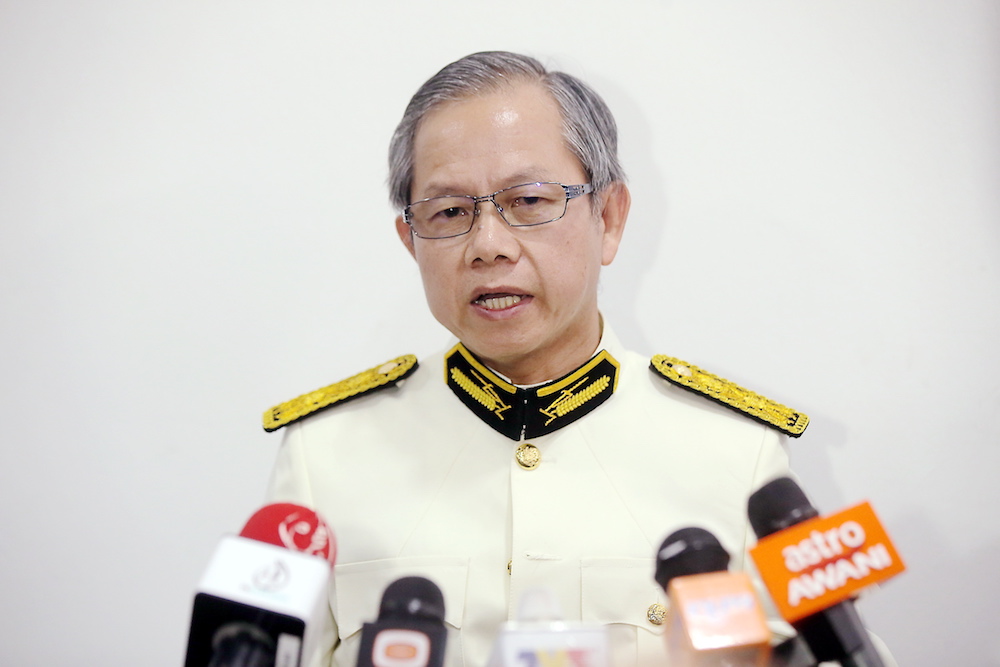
[240,503,337,565]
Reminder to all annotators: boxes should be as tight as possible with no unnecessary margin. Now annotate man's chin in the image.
[464,337,532,364]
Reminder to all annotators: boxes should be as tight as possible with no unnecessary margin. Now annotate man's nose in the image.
[465,198,521,263]
[473,196,505,222]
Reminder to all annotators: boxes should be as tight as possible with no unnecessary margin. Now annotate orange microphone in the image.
[654,527,772,667]
[748,477,904,666]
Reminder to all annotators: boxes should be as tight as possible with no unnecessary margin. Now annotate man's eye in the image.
[436,206,468,219]
[511,196,543,207]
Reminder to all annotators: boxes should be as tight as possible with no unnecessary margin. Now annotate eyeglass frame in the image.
[402,182,594,239]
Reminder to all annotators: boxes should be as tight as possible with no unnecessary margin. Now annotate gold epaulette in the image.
[650,355,809,438]
[263,355,418,432]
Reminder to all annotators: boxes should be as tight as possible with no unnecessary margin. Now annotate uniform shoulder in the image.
[649,354,809,438]
[262,354,418,432]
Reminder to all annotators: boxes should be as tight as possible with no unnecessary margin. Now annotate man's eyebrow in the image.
[499,170,557,187]
[416,182,468,199]
[417,171,557,199]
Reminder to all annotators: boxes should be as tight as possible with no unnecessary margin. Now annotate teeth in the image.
[478,295,523,310]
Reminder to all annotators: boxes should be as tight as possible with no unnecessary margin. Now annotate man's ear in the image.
[395,214,417,259]
[599,181,631,266]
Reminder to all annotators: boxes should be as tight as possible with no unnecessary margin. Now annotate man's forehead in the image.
[409,83,580,197]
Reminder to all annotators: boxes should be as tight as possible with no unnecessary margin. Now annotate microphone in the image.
[748,477,904,667]
[485,587,611,667]
[184,504,336,667]
[355,576,448,667]
[654,527,773,667]
[238,502,336,564]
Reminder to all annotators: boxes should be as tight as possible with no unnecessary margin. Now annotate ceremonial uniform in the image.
[264,326,806,667]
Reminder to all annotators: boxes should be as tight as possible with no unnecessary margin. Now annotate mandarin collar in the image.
[443,330,621,441]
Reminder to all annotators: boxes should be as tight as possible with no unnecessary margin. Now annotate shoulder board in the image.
[263,354,418,432]
[650,355,809,437]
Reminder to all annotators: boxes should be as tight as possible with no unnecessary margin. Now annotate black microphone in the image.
[355,576,448,667]
[748,478,884,667]
[205,622,276,667]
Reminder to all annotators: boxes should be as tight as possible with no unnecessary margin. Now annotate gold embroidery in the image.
[445,342,620,439]
[539,375,611,425]
[263,354,417,431]
[650,355,809,437]
[450,367,511,420]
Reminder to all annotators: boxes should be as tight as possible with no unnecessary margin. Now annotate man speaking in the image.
[263,51,806,666]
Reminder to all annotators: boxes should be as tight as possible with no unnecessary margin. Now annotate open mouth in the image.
[474,294,525,311]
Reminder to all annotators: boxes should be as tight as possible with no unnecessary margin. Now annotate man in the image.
[263,51,806,666]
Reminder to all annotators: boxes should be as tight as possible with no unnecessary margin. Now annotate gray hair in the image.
[387,51,625,211]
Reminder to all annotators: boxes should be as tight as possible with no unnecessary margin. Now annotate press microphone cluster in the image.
[184,503,337,667]
[654,478,904,666]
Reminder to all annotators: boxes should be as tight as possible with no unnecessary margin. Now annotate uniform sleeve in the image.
[265,424,340,667]
[266,423,316,506]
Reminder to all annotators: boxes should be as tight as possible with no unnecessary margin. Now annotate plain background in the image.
[2,1,998,664]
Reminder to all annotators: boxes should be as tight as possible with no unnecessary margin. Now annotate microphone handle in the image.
[794,600,884,667]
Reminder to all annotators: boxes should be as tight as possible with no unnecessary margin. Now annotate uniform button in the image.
[515,443,541,469]
[647,603,666,626]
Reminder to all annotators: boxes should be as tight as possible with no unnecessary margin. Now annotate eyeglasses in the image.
[403,182,593,239]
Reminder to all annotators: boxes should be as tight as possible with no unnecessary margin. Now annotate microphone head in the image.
[654,527,730,591]
[239,503,336,565]
[747,477,820,538]
[378,576,446,624]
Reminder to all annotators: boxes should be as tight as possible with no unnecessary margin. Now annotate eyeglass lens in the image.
[407,182,571,239]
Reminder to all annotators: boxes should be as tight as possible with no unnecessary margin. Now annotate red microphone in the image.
[239,502,336,565]
[184,503,336,667]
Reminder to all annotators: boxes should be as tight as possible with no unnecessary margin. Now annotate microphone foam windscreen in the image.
[378,576,446,623]
[239,503,336,564]
[747,477,820,538]
[655,526,730,590]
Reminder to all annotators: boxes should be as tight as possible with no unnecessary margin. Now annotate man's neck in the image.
[471,323,604,385]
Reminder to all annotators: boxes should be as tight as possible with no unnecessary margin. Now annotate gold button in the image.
[507,560,512,575]
[515,443,541,469]
[647,603,666,626]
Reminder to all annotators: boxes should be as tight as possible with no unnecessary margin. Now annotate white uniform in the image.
[265,326,793,666]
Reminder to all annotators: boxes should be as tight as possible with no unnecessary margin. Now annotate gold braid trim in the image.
[650,355,809,437]
[540,375,611,425]
[263,354,417,432]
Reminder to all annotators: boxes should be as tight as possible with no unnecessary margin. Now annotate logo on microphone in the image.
[750,501,905,622]
[278,510,333,559]
[240,503,337,564]
[251,559,291,593]
[371,629,431,667]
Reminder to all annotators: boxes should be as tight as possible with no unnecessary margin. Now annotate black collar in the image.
[444,343,620,441]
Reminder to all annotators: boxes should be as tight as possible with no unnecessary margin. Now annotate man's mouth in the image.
[474,294,525,311]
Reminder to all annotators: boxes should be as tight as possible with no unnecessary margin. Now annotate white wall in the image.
[1,1,997,664]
